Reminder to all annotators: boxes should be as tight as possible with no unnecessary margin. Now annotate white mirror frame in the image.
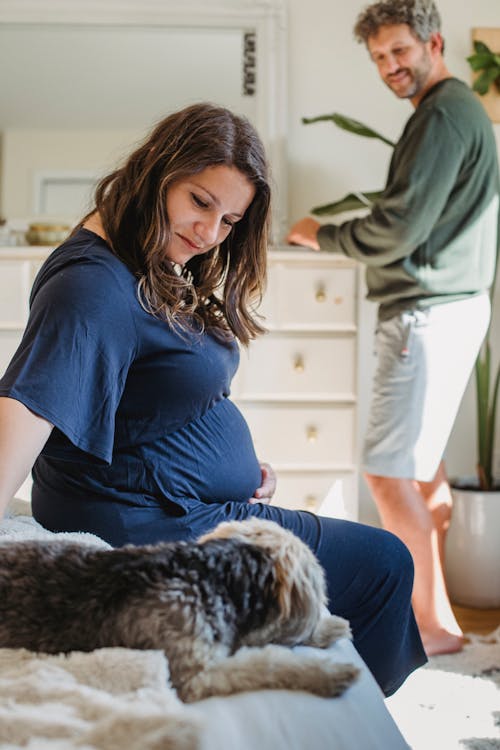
[0,0,288,238]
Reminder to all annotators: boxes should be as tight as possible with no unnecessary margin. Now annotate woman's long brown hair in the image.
[78,103,271,345]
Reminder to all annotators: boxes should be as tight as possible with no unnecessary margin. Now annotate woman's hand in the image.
[249,462,277,505]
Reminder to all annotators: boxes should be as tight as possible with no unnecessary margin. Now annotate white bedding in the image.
[0,501,409,750]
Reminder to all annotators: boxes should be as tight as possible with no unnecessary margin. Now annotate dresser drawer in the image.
[0,331,23,376]
[260,263,357,328]
[239,402,355,466]
[271,470,358,520]
[0,261,31,326]
[235,333,356,399]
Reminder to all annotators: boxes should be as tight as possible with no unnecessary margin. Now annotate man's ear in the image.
[429,31,444,55]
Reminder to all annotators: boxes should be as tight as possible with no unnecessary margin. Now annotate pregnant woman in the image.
[0,102,426,696]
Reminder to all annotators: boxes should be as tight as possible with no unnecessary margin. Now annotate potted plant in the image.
[301,109,500,607]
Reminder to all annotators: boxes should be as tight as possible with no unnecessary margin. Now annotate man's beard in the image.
[385,50,432,100]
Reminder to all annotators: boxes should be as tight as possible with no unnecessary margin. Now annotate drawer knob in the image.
[305,494,317,510]
[293,354,305,372]
[306,425,318,443]
[315,285,326,303]
[334,295,344,305]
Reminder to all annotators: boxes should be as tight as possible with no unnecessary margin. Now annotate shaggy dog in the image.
[0,518,358,702]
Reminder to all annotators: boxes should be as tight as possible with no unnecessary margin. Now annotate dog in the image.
[0,518,359,702]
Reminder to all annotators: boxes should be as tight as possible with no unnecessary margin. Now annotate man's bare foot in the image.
[421,630,464,657]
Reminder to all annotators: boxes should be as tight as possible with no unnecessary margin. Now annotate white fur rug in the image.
[387,627,500,750]
[0,501,111,548]
[0,647,200,750]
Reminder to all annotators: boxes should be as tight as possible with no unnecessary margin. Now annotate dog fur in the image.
[0,518,358,702]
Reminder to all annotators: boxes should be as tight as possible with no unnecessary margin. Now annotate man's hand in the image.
[249,462,277,505]
[286,217,321,250]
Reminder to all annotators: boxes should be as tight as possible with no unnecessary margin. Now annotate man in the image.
[287,0,499,656]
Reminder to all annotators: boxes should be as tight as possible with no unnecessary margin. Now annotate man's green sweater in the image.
[317,78,500,321]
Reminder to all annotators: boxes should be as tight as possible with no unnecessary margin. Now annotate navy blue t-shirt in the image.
[0,229,261,517]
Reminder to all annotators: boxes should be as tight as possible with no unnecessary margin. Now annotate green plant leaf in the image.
[473,40,492,55]
[302,113,396,147]
[311,190,383,216]
[484,360,500,490]
[473,66,500,95]
[467,52,497,71]
[475,344,490,487]
[474,339,500,491]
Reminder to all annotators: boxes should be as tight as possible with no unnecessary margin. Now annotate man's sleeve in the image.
[318,107,466,266]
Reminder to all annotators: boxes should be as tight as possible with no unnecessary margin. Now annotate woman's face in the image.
[165,164,256,265]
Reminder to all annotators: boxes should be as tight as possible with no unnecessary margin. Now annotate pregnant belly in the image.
[155,398,262,503]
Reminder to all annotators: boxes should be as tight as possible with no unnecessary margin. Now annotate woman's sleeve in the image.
[0,259,138,463]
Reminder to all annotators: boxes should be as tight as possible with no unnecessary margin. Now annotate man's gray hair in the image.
[354,0,442,44]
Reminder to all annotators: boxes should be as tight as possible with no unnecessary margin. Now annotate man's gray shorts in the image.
[362,293,490,482]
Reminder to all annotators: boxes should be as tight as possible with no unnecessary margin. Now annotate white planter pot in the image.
[445,482,500,608]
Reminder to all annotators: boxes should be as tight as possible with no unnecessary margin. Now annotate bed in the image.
[0,498,410,750]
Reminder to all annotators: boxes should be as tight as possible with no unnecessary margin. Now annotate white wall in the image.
[285,0,500,523]
[0,129,138,220]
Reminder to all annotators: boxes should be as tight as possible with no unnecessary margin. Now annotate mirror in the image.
[0,0,287,239]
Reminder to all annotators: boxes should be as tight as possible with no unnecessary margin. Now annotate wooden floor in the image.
[452,604,500,635]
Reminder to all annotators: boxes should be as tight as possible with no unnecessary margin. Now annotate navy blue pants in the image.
[33,492,427,696]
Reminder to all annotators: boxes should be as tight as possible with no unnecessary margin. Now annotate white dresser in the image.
[0,246,48,377]
[0,245,360,518]
[232,248,359,520]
